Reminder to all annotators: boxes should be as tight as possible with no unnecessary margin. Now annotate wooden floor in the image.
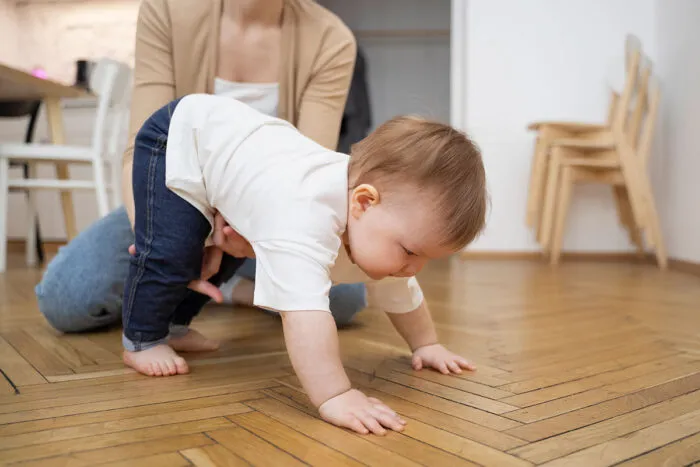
[1,252,700,466]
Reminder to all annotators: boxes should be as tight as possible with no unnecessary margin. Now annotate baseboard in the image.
[8,240,699,278]
[7,239,64,256]
[668,258,700,277]
[460,250,652,263]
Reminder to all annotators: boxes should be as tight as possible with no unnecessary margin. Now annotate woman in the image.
[35,0,367,332]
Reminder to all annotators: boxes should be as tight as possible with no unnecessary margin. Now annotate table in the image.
[0,63,90,240]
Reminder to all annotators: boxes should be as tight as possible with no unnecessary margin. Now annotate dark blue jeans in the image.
[122,98,245,350]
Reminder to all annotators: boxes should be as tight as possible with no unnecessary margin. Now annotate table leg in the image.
[43,97,77,240]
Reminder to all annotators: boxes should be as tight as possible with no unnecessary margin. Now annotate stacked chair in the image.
[525,35,667,269]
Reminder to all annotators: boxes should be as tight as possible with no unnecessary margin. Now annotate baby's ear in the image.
[350,184,380,218]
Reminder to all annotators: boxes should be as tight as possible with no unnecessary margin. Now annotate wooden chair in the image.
[544,66,667,269]
[0,58,132,272]
[525,35,643,238]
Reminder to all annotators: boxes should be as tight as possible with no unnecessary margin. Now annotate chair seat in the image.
[527,121,608,132]
[550,137,616,150]
[562,156,620,169]
[0,143,94,163]
[9,178,99,190]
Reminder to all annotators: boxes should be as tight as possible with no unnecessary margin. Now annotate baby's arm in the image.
[387,300,476,374]
[280,310,405,435]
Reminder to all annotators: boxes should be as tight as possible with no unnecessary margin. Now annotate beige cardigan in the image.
[122,0,357,224]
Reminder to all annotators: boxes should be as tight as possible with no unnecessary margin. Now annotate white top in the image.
[165,94,424,315]
[214,77,279,117]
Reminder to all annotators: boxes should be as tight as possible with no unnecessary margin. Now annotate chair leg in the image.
[109,161,122,210]
[0,158,9,273]
[613,185,645,257]
[538,147,563,249]
[93,160,110,218]
[24,163,38,266]
[637,173,668,269]
[550,166,575,265]
[25,191,37,267]
[526,136,546,227]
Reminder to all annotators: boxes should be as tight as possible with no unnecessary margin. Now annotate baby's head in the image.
[345,116,487,280]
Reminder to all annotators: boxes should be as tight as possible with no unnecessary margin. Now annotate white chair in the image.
[0,58,132,272]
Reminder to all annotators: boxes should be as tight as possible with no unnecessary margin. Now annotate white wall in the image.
[0,0,19,67]
[655,1,700,263]
[2,0,138,240]
[462,0,658,252]
[320,0,451,128]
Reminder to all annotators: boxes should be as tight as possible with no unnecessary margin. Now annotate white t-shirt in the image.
[165,94,423,314]
[213,78,279,117]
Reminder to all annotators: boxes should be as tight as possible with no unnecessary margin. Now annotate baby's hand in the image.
[412,343,476,375]
[318,389,406,435]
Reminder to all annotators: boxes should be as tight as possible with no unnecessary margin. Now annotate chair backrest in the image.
[87,58,132,158]
[606,34,643,129]
[627,55,653,148]
[611,45,640,136]
[637,75,660,172]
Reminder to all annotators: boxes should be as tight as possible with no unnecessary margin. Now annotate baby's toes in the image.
[151,362,163,377]
[174,356,189,375]
[163,358,177,376]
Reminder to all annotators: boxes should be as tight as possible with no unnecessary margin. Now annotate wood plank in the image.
[502,354,693,406]
[505,363,700,423]
[0,391,264,437]
[0,376,280,420]
[14,434,214,467]
[344,369,527,451]
[0,335,46,385]
[343,370,523,431]
[101,452,191,467]
[507,372,700,442]
[540,408,700,467]
[246,397,423,467]
[0,402,251,450]
[1,330,73,376]
[206,426,308,466]
[510,389,700,463]
[0,417,234,464]
[263,387,481,466]
[497,343,678,389]
[382,359,515,399]
[615,431,700,467]
[231,410,364,466]
[181,444,250,467]
[378,370,519,413]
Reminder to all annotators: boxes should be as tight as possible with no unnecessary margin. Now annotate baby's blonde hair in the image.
[348,115,487,250]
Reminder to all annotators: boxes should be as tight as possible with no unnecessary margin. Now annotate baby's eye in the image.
[403,246,416,256]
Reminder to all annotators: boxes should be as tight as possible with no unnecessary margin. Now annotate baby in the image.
[122,94,487,435]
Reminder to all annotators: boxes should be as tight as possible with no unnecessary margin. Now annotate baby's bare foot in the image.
[123,344,189,377]
[169,329,220,352]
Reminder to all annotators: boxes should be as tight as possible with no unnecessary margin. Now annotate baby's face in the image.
[345,184,457,280]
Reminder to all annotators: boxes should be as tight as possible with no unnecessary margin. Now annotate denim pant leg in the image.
[34,206,133,333]
[122,99,240,350]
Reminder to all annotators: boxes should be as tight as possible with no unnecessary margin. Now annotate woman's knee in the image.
[35,207,134,332]
[328,283,367,327]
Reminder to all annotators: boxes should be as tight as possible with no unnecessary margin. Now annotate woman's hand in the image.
[212,212,255,259]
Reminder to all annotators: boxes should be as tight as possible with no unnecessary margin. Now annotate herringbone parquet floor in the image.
[1,251,699,466]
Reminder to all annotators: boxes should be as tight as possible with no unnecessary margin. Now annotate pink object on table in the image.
[31,67,48,79]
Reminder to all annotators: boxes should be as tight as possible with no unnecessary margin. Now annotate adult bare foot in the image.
[123,344,189,376]
[169,329,220,352]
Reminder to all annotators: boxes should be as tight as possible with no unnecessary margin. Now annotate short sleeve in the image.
[251,239,335,313]
[365,277,424,314]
